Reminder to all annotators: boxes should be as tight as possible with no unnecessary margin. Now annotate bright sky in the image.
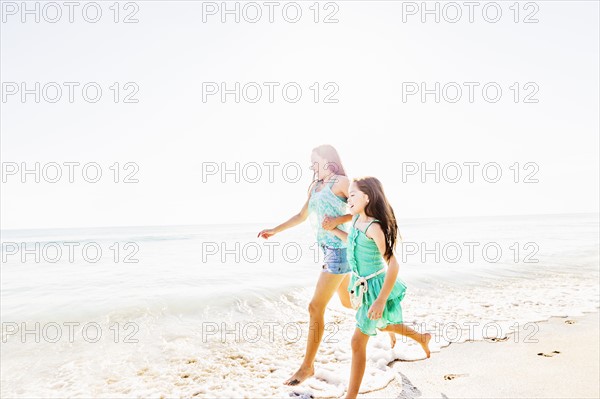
[1,1,599,229]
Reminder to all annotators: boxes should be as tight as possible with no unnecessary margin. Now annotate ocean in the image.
[1,213,598,398]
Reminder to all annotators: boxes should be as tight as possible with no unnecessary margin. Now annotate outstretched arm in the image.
[257,184,314,239]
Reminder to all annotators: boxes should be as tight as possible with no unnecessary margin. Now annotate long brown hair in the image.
[312,144,347,178]
[354,176,399,261]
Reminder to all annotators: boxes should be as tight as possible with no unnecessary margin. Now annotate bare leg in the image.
[381,323,431,358]
[283,271,347,386]
[336,274,396,348]
[345,328,370,399]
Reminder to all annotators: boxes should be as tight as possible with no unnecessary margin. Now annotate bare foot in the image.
[283,366,315,386]
[420,333,431,358]
[388,332,396,348]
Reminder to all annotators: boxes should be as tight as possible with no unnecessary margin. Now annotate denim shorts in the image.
[320,244,351,274]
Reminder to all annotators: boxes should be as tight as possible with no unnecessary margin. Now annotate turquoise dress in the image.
[347,215,407,336]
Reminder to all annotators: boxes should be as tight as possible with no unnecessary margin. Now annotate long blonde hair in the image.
[312,144,346,179]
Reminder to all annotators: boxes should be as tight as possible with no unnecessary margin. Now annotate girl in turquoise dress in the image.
[330,176,431,399]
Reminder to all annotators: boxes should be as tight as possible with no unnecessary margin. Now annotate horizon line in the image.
[1,211,598,233]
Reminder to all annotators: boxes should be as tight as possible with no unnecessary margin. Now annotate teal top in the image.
[308,177,348,248]
[347,214,407,336]
[347,216,387,274]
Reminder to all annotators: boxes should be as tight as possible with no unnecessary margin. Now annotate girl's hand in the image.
[367,299,385,320]
[257,228,276,239]
[321,215,337,231]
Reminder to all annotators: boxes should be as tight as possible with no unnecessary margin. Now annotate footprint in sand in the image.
[537,351,561,357]
[444,374,468,380]
[565,320,576,324]
[289,392,314,399]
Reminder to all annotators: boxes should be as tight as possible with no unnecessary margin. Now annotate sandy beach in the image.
[362,311,600,399]
[1,217,598,398]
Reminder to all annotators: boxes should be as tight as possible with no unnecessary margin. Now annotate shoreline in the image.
[362,311,600,399]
